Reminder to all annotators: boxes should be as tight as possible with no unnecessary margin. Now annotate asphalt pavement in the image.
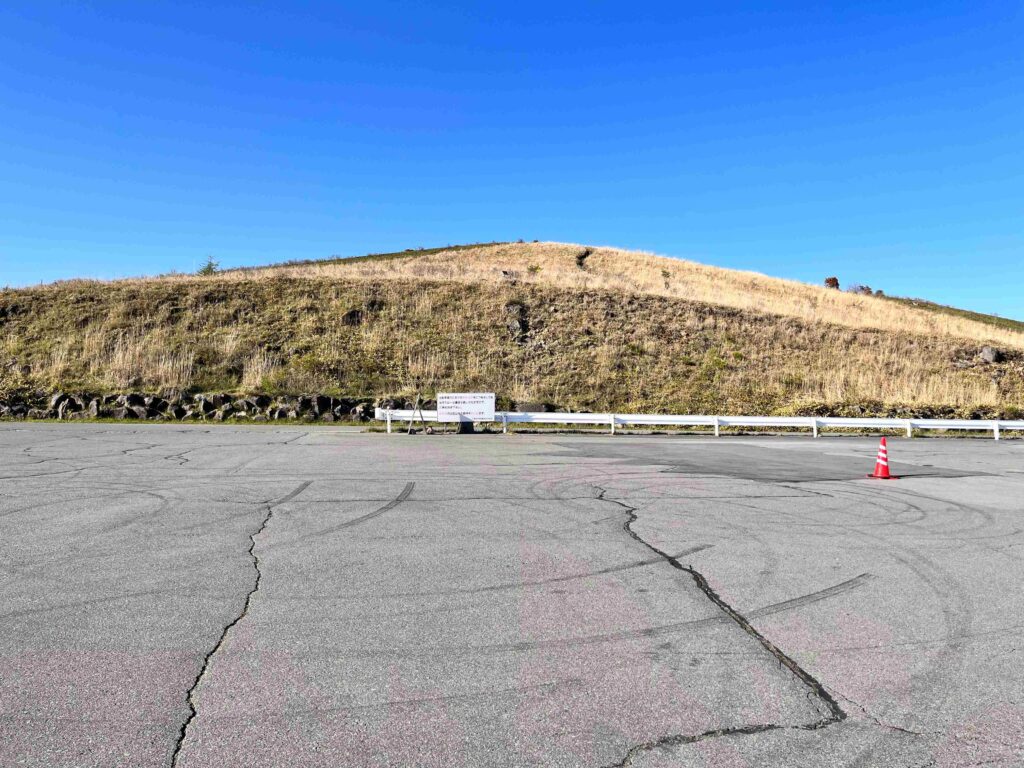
[0,424,1021,767]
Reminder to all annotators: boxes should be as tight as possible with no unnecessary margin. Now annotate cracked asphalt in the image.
[1,425,1022,767]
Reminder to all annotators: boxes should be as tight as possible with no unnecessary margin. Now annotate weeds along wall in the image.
[0,273,1020,415]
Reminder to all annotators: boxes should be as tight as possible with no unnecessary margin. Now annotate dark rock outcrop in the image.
[981,346,1004,363]
[505,302,529,344]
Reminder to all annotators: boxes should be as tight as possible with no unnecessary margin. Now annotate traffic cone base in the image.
[866,437,899,479]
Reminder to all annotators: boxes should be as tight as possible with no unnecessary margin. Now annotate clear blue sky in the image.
[1,2,1021,317]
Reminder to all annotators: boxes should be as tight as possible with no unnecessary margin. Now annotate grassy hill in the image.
[1,242,1021,417]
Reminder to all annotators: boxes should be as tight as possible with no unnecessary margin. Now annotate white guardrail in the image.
[375,409,1024,440]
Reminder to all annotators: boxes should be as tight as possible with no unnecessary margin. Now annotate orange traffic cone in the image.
[867,437,898,479]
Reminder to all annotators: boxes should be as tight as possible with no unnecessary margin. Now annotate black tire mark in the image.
[0,587,225,622]
[7,678,587,727]
[271,480,314,505]
[747,572,876,619]
[321,483,413,532]
[283,482,414,543]
[284,571,876,658]
[335,545,715,600]
[767,481,974,766]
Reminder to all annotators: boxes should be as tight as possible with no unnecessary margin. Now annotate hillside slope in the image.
[0,242,1021,417]
[221,242,1024,347]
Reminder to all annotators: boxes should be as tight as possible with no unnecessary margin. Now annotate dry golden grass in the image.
[1,243,1021,414]
[194,242,1024,349]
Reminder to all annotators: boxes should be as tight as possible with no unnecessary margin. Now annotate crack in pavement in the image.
[595,487,847,768]
[605,722,788,767]
[169,480,312,768]
[836,692,935,738]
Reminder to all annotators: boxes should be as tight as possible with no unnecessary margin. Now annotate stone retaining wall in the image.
[0,392,408,423]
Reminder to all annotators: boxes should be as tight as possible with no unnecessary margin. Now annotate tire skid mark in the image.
[280,482,415,545]
[376,544,715,598]
[6,677,587,726]
[747,572,876,618]
[468,570,874,654]
[789,483,976,736]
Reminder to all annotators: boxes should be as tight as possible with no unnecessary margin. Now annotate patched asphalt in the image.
[1,425,1021,767]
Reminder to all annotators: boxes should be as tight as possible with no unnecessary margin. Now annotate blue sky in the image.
[1,2,1021,317]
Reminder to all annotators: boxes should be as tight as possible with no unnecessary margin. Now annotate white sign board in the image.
[437,392,496,423]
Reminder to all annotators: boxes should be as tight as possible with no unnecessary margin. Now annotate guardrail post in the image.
[386,411,392,434]
[905,420,913,438]
[713,416,720,437]
[811,418,818,438]
[610,415,616,435]
[994,421,1000,441]
[502,413,508,434]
